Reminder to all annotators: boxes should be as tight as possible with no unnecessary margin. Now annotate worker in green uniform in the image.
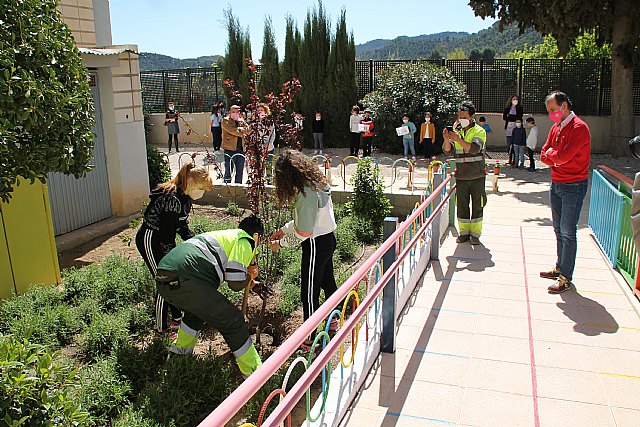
[155,215,263,378]
[443,101,487,245]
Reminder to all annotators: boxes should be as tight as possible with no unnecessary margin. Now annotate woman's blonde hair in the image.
[257,103,271,115]
[274,149,328,205]
[157,163,211,193]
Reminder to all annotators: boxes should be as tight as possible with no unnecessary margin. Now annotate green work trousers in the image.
[456,177,486,237]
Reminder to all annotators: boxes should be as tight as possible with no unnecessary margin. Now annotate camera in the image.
[446,125,454,132]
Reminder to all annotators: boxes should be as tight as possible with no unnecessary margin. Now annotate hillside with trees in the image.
[139,53,222,71]
[356,23,543,60]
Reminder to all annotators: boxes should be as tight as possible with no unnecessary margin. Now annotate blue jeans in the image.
[513,144,525,167]
[224,149,245,184]
[550,179,588,281]
[403,138,415,157]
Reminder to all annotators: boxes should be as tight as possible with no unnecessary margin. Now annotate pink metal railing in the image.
[198,173,455,427]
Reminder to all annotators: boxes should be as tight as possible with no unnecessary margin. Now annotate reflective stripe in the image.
[170,320,200,354]
[233,337,253,357]
[459,219,483,237]
[456,156,484,163]
[227,260,247,272]
[187,240,224,281]
[225,271,246,282]
[199,234,228,267]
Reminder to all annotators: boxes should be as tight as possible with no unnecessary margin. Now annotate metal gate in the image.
[47,73,112,235]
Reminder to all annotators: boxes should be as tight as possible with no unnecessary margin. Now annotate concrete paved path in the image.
[341,169,640,427]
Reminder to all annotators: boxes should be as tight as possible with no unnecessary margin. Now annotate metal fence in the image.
[141,59,640,115]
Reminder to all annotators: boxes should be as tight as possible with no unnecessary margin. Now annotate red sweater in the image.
[540,115,591,183]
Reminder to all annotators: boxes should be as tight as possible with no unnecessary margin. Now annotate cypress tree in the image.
[258,17,280,97]
[281,15,300,84]
[239,32,253,104]
[298,1,330,146]
[223,8,244,103]
[326,9,358,147]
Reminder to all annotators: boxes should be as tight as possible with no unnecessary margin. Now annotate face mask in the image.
[402,119,409,123]
[169,105,175,110]
[459,118,470,128]
[512,99,518,106]
[516,122,522,128]
[230,112,240,121]
[316,116,321,120]
[258,112,267,119]
[549,110,563,123]
[425,118,430,123]
[188,189,205,200]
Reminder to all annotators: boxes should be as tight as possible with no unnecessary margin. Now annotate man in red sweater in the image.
[539,91,591,293]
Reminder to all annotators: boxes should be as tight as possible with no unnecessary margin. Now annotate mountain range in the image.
[138,53,223,71]
[138,23,543,71]
[355,23,543,60]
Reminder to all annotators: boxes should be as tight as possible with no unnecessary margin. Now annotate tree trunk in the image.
[609,0,636,156]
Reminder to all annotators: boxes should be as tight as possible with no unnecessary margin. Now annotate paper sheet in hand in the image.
[358,124,370,133]
[396,126,410,136]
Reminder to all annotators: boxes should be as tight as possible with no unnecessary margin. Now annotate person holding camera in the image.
[165,101,180,152]
[443,101,487,245]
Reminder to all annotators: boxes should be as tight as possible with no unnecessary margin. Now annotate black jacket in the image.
[311,118,325,133]
[141,188,194,245]
[503,105,523,129]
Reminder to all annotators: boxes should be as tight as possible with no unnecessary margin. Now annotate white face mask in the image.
[516,122,522,128]
[512,99,519,106]
[316,116,321,120]
[425,117,430,123]
[188,189,205,200]
[402,119,409,123]
[169,105,175,110]
[258,112,267,119]
[459,118,470,128]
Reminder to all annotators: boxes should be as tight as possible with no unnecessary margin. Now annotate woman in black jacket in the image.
[503,95,523,166]
[135,162,213,334]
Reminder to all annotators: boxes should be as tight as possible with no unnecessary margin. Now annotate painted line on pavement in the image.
[520,226,541,427]
[600,372,640,380]
[386,412,456,425]
[413,349,469,359]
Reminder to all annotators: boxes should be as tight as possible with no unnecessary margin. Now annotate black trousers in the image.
[422,138,433,158]
[135,227,183,332]
[168,134,179,152]
[301,232,338,339]
[211,126,222,151]
[350,132,361,156]
[527,147,535,169]
[362,136,373,157]
[157,278,249,352]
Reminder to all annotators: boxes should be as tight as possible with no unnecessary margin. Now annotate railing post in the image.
[381,216,398,354]
[448,165,456,227]
[431,171,443,261]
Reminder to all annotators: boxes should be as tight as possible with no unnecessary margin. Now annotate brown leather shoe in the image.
[540,268,560,279]
[548,275,571,293]
[456,234,470,243]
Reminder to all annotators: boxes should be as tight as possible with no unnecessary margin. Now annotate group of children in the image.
[479,115,539,171]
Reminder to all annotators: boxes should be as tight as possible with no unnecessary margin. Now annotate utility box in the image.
[0,179,61,299]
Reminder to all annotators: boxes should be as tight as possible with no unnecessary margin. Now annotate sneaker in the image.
[456,234,470,243]
[548,275,572,294]
[469,236,481,245]
[540,268,561,279]
[527,167,536,172]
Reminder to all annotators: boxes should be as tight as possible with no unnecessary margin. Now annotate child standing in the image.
[401,114,417,160]
[419,112,436,158]
[312,111,325,155]
[349,106,362,156]
[525,117,539,171]
[360,109,375,157]
[478,116,493,141]
[511,119,527,168]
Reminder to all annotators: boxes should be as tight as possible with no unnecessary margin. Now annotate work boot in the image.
[456,234,470,243]
[469,236,481,245]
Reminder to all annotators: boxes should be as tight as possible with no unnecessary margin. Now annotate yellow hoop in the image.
[339,290,361,367]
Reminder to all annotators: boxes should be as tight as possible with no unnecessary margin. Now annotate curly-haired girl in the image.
[268,149,339,352]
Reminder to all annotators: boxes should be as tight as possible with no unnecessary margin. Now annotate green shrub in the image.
[137,353,237,426]
[78,310,130,360]
[115,339,168,397]
[146,144,171,191]
[188,215,235,236]
[332,203,349,222]
[72,357,132,424]
[112,406,159,427]
[0,285,82,348]
[0,336,89,426]
[348,158,392,238]
[351,215,379,244]
[334,217,358,262]
[224,201,242,216]
[276,251,302,316]
[361,61,466,153]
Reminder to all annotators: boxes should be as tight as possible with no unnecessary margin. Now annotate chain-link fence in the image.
[141,59,640,115]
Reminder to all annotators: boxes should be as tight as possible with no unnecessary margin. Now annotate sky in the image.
[108,0,496,59]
